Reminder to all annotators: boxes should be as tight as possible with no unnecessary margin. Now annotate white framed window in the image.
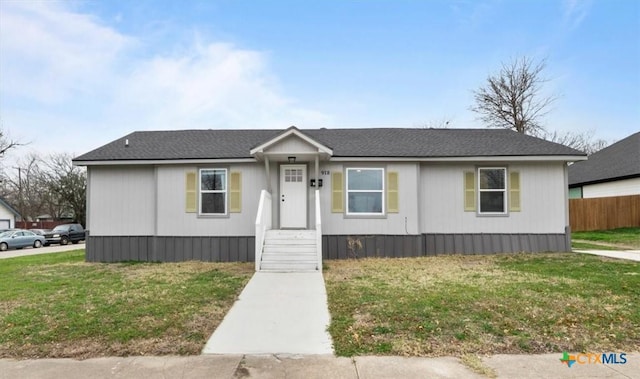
[199,168,227,215]
[346,168,384,215]
[478,167,507,214]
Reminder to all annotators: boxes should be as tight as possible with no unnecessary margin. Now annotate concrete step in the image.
[262,253,317,262]
[260,261,318,272]
[263,238,316,245]
[265,230,316,239]
[260,229,319,272]
[263,246,316,254]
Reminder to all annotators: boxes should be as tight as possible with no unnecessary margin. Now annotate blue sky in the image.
[1,0,638,161]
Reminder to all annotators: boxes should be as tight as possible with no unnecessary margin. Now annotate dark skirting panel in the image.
[87,235,255,263]
[322,235,423,259]
[87,231,570,262]
[322,232,570,259]
[422,233,570,255]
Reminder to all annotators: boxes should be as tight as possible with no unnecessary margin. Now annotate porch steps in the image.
[260,230,318,272]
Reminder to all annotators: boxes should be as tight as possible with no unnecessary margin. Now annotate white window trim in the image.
[199,168,228,215]
[478,167,507,215]
[346,167,385,216]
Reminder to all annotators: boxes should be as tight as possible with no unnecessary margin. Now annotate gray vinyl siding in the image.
[87,166,155,236]
[420,162,567,234]
[156,164,265,236]
[315,162,420,235]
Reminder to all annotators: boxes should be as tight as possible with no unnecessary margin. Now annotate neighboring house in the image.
[568,132,640,199]
[73,127,586,268]
[0,197,20,230]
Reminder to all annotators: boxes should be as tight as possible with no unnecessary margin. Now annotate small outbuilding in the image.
[0,197,20,230]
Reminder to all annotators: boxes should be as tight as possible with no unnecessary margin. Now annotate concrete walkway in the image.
[202,272,334,355]
[2,353,638,378]
[575,249,640,262]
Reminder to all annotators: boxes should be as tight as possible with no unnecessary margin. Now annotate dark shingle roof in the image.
[568,132,640,186]
[73,128,585,162]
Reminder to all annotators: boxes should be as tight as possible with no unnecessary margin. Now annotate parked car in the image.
[43,224,85,246]
[0,230,46,251]
[29,228,50,236]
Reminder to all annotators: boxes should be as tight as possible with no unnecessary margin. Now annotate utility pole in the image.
[13,166,23,226]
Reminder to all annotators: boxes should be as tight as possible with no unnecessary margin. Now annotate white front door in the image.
[280,164,307,228]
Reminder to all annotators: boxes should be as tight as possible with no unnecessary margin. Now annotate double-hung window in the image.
[200,168,227,215]
[346,168,384,215]
[478,168,507,214]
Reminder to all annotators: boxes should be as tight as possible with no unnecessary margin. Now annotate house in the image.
[73,127,586,269]
[568,132,640,199]
[0,197,20,230]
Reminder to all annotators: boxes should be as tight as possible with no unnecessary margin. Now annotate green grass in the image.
[0,250,253,358]
[324,253,640,357]
[572,227,640,248]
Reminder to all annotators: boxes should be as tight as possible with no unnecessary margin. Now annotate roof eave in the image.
[330,155,587,162]
[73,158,258,166]
[74,154,587,166]
[569,173,640,187]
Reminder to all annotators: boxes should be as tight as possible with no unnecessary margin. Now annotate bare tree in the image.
[1,154,48,221]
[44,153,87,226]
[544,130,609,154]
[1,153,87,226]
[0,127,23,159]
[471,56,556,135]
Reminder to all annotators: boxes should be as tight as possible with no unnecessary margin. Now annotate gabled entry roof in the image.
[74,127,586,164]
[249,126,333,158]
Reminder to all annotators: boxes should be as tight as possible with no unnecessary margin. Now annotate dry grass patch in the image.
[0,250,253,359]
[324,253,640,357]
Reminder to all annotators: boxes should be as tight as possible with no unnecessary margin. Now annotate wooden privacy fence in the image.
[570,194,640,232]
[16,221,68,230]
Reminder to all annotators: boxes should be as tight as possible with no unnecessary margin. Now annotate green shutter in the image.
[185,171,197,213]
[464,171,476,212]
[387,171,399,213]
[332,172,343,213]
[229,171,242,213]
[509,171,521,212]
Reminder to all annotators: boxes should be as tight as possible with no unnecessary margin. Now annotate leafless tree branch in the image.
[471,56,556,135]
[543,130,610,154]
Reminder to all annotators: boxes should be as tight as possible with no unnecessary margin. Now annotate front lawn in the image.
[0,250,253,358]
[324,253,640,357]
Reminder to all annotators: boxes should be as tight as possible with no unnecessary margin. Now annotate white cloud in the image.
[0,1,131,103]
[0,1,330,158]
[115,42,329,130]
[562,0,592,30]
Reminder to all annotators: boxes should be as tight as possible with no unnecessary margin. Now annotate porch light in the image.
[288,156,296,163]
